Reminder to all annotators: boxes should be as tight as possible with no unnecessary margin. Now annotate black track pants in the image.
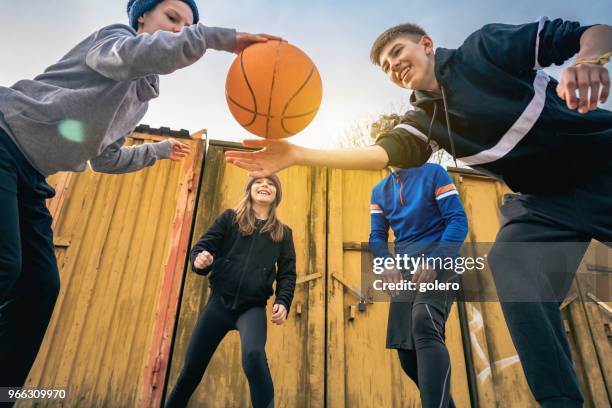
[165,295,274,408]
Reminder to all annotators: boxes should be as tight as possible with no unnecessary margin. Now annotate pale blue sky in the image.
[1,1,610,147]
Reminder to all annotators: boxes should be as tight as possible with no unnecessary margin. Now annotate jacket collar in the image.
[409,47,456,109]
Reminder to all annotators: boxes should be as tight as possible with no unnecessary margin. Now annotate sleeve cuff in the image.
[201,25,237,52]
[151,140,172,160]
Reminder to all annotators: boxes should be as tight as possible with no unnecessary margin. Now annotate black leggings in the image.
[396,303,455,408]
[165,295,273,408]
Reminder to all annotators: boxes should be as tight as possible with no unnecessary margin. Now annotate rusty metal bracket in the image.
[560,293,578,310]
[587,292,612,317]
[296,272,322,285]
[332,272,365,300]
[53,236,71,248]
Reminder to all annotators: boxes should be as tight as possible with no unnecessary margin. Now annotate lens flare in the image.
[58,120,86,142]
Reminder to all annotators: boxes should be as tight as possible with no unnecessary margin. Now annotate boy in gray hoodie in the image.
[0,0,277,392]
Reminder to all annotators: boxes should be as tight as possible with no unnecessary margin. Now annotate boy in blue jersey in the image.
[0,0,278,392]
[369,117,468,408]
[226,18,611,407]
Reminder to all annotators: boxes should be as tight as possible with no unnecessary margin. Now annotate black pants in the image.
[165,295,274,408]
[489,168,611,408]
[0,129,59,401]
[396,303,455,408]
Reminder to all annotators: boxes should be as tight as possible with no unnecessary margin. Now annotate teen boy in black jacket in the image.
[226,18,611,408]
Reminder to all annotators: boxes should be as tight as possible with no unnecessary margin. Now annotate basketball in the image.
[225,41,323,139]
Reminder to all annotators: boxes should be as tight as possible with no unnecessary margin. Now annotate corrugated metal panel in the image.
[19,131,204,408]
[165,143,327,407]
[451,170,536,407]
[30,140,611,407]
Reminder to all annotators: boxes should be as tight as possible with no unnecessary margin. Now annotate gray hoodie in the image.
[0,23,236,176]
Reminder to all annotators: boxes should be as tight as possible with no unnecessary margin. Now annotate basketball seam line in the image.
[226,96,319,119]
[239,50,258,127]
[265,41,282,138]
[281,64,318,135]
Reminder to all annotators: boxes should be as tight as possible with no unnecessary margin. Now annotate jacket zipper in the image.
[231,230,258,310]
[393,171,405,206]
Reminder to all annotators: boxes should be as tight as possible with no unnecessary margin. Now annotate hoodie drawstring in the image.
[440,86,458,168]
[426,102,438,153]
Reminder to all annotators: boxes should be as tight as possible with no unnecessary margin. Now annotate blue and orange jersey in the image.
[369,163,468,259]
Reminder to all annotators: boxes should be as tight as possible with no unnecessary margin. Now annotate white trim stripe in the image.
[370,210,383,214]
[394,124,440,151]
[534,16,549,70]
[436,190,459,200]
[459,70,550,165]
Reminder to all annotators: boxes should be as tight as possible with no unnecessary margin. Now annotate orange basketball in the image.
[225,41,323,139]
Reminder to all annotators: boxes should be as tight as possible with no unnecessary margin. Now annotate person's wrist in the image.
[574,51,611,66]
[293,144,308,166]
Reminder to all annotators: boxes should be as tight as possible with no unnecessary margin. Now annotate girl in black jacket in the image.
[166,174,296,408]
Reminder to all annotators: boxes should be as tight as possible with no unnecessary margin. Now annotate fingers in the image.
[271,304,287,324]
[248,170,272,178]
[195,251,213,269]
[562,68,578,110]
[560,65,610,113]
[589,70,601,111]
[167,139,191,160]
[176,143,191,153]
[382,269,401,297]
[413,267,436,285]
[576,68,590,113]
[242,139,269,148]
[257,33,283,41]
[225,150,260,160]
[228,159,264,172]
[600,68,610,104]
[392,269,401,297]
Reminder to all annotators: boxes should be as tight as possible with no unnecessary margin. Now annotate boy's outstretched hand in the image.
[225,139,298,177]
[235,33,283,54]
[168,138,191,161]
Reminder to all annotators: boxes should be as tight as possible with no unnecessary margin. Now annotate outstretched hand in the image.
[225,139,299,177]
[235,32,284,54]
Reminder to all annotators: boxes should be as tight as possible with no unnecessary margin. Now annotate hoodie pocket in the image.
[240,266,274,299]
[210,259,241,290]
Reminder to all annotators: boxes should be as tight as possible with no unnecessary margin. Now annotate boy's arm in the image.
[369,191,392,260]
[462,18,592,72]
[462,18,611,111]
[85,24,236,81]
[190,210,231,275]
[89,137,171,174]
[225,127,429,177]
[274,227,297,313]
[429,167,468,259]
